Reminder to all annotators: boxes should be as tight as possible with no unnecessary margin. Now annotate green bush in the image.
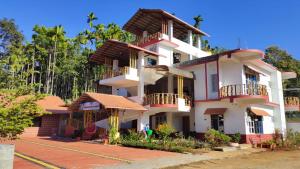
[285,129,300,148]
[0,90,48,140]
[204,129,231,147]
[121,139,185,153]
[231,133,241,143]
[156,123,175,144]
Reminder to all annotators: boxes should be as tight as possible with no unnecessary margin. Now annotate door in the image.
[211,115,224,132]
[182,116,190,136]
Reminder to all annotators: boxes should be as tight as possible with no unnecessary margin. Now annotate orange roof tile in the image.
[69,92,147,112]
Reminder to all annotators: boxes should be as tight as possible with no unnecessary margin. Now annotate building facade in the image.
[88,9,290,143]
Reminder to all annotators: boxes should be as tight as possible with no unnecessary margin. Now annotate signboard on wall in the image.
[80,102,100,111]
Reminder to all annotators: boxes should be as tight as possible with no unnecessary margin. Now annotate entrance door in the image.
[211,115,224,132]
[182,116,190,136]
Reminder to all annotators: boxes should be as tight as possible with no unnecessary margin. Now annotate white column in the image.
[188,30,194,60]
[272,71,287,136]
[137,112,150,132]
[168,20,173,41]
[137,51,145,100]
[188,30,193,45]
[196,35,202,49]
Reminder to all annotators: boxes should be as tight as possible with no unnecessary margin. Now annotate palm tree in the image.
[50,25,65,95]
[87,12,98,28]
[193,15,204,29]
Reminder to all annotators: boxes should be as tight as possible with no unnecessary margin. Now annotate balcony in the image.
[132,32,162,47]
[284,97,300,112]
[99,66,139,88]
[220,84,268,104]
[144,93,191,113]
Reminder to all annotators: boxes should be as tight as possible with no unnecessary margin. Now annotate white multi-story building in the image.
[88,9,291,143]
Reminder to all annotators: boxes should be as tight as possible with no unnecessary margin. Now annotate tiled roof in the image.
[69,92,147,112]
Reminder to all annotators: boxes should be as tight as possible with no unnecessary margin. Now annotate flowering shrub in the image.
[204,129,231,147]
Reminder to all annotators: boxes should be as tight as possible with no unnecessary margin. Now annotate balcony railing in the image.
[144,93,191,107]
[285,97,300,106]
[100,66,129,80]
[132,32,162,46]
[220,84,268,98]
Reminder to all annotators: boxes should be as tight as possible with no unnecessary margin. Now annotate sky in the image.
[1,0,299,60]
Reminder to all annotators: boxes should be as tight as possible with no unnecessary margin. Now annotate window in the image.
[211,114,224,132]
[147,58,157,66]
[173,53,181,64]
[247,109,263,134]
[211,74,218,92]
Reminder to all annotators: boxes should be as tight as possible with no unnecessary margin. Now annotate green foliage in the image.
[0,89,48,140]
[204,129,231,147]
[0,12,133,100]
[156,123,175,143]
[230,133,241,143]
[285,129,300,148]
[264,46,300,99]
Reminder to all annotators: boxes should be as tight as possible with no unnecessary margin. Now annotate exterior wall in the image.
[189,64,206,100]
[206,61,218,99]
[157,44,173,66]
[219,60,243,87]
[287,122,300,132]
[195,101,247,134]
[21,114,60,137]
[246,105,275,134]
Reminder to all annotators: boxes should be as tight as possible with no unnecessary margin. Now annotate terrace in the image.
[284,97,300,112]
[220,83,268,104]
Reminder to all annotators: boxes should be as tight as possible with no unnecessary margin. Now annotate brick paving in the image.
[10,137,177,169]
[14,156,44,169]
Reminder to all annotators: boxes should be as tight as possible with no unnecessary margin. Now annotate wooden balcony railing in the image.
[284,97,300,106]
[100,66,129,80]
[220,84,268,98]
[144,93,191,107]
[132,32,162,46]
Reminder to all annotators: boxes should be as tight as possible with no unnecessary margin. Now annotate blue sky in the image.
[1,0,299,59]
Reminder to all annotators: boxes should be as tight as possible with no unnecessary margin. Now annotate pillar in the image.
[137,112,149,131]
[196,35,202,49]
[188,30,193,45]
[177,75,184,98]
[137,51,145,100]
[168,20,173,41]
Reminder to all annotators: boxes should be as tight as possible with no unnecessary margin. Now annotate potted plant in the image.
[0,91,47,169]
[229,133,241,147]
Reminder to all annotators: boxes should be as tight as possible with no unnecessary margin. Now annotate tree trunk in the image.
[45,53,52,94]
[50,41,57,95]
[31,51,35,85]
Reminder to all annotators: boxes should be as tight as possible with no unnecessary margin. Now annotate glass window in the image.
[211,114,224,133]
[147,58,157,66]
[247,110,263,134]
[211,74,218,92]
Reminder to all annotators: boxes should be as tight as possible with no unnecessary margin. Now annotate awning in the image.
[250,108,269,116]
[145,65,194,79]
[204,108,227,115]
[69,92,147,112]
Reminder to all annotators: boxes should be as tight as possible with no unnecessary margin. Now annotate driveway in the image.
[10,137,176,169]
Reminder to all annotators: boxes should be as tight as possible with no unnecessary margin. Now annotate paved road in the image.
[10,137,176,169]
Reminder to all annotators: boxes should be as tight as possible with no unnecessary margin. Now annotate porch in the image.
[284,97,300,112]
